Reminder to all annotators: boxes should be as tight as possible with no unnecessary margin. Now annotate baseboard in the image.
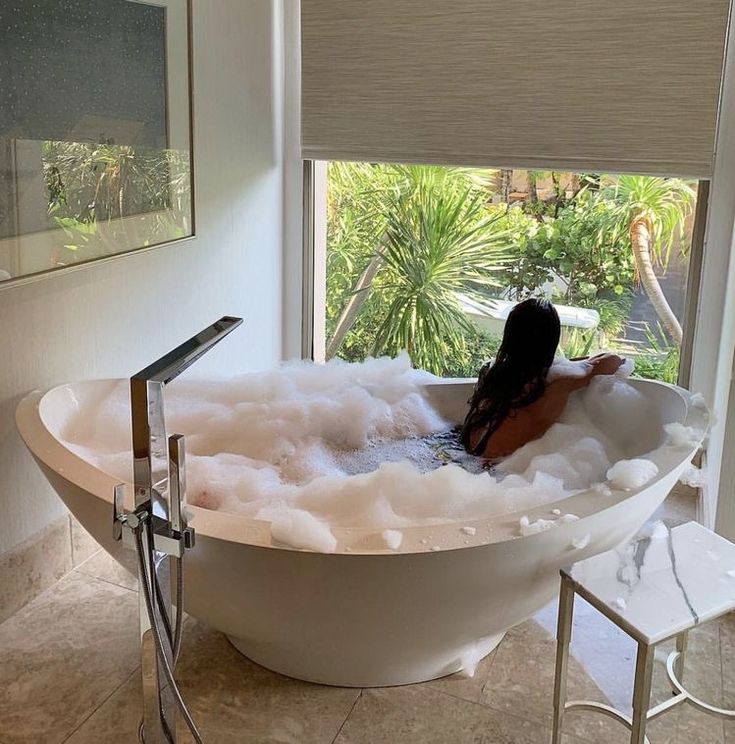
[0,514,99,625]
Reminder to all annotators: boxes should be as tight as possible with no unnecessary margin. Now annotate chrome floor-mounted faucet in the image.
[114,316,243,743]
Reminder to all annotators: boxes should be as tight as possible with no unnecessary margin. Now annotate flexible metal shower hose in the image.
[134,523,203,743]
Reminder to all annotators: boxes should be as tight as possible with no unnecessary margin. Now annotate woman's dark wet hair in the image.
[461,298,561,456]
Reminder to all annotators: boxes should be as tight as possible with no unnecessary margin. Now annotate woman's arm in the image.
[476,353,624,459]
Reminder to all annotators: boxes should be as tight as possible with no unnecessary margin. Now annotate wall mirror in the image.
[0,0,192,286]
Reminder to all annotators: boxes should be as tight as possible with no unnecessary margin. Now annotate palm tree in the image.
[325,164,508,373]
[600,175,695,345]
[371,172,509,373]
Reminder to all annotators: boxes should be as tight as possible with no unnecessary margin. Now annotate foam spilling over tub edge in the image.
[58,354,707,554]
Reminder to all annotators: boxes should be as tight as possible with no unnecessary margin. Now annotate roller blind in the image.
[301,0,731,177]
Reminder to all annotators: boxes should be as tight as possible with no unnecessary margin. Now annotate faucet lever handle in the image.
[168,434,186,535]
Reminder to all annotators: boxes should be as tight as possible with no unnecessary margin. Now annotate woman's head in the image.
[497,297,560,374]
[461,298,561,455]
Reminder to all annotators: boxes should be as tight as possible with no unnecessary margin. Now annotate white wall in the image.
[0,0,285,554]
[280,0,306,360]
[690,9,735,537]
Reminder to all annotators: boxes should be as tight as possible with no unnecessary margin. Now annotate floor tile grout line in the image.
[416,683,603,743]
[70,567,138,596]
[419,682,515,713]
[69,528,104,568]
[422,684,612,744]
[429,686,488,709]
[73,565,138,594]
[329,689,363,744]
[0,549,95,632]
[421,649,500,708]
[476,648,499,701]
[61,544,101,586]
[59,666,141,743]
[3,540,125,626]
[0,561,104,632]
[70,546,102,573]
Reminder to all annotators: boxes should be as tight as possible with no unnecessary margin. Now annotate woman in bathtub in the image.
[461,298,624,460]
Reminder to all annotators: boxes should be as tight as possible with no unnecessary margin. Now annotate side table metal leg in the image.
[673,631,688,690]
[552,575,575,744]
[631,642,655,744]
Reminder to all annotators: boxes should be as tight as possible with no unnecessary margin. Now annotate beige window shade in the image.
[301,0,731,177]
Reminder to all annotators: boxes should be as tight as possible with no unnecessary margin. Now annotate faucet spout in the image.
[133,316,243,386]
[130,316,242,510]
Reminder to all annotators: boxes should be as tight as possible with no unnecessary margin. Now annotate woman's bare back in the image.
[470,354,623,460]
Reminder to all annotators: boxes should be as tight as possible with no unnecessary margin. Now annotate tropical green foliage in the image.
[372,173,509,371]
[325,164,695,382]
[598,176,695,270]
[596,175,695,344]
[613,322,682,385]
[632,345,681,385]
[500,194,636,304]
[497,193,637,344]
[42,141,190,257]
[436,325,502,378]
[326,164,508,374]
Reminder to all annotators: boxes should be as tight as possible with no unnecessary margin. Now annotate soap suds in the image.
[457,634,501,678]
[256,505,338,554]
[546,359,591,382]
[679,464,705,488]
[606,459,659,490]
[60,354,679,552]
[690,392,707,410]
[665,423,704,449]
[649,521,669,541]
[519,513,578,537]
[591,482,613,497]
[382,529,403,550]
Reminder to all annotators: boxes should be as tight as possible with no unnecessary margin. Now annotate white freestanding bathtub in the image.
[16,377,706,687]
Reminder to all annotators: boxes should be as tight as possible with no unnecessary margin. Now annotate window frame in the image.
[302,161,709,390]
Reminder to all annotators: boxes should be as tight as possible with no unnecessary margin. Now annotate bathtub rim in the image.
[15,377,708,555]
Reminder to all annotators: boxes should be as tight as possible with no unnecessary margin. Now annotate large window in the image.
[314,163,701,383]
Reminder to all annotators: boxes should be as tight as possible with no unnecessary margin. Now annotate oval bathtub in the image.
[16,377,706,687]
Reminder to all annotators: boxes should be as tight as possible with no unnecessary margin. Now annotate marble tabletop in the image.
[564,521,735,644]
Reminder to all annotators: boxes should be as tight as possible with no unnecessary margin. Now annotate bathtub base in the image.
[225,631,505,687]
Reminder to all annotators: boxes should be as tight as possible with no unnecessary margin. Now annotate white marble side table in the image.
[551,521,735,744]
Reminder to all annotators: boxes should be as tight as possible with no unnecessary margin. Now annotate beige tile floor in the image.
[1,488,734,744]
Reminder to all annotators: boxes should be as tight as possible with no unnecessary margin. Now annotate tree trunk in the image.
[500,169,512,202]
[325,251,384,359]
[570,173,581,197]
[527,171,538,202]
[629,216,683,345]
[551,171,564,216]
